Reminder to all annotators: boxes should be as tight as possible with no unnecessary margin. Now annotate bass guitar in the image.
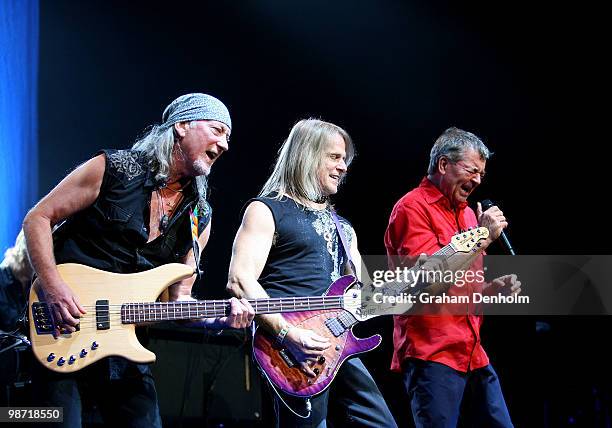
[28,262,362,373]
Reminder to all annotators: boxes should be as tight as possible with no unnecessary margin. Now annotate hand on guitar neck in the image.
[184,297,255,330]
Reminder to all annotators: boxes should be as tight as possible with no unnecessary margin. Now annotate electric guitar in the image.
[253,227,489,397]
[29,227,487,384]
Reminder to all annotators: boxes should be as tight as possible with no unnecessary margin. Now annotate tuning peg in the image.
[47,353,55,362]
[57,357,66,366]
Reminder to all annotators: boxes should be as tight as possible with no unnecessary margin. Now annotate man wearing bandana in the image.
[23,93,255,427]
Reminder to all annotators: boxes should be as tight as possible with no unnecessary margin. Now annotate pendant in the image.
[160,214,169,233]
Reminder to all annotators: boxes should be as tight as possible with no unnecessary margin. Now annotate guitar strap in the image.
[189,206,203,278]
[330,209,357,276]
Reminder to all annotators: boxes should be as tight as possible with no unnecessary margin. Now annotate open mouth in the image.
[330,174,340,182]
[460,184,472,195]
[206,150,219,161]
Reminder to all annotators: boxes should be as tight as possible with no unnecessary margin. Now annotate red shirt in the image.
[384,177,489,373]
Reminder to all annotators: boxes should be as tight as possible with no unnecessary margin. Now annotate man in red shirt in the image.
[384,127,519,427]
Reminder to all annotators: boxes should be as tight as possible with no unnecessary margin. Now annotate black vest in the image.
[53,149,211,273]
[251,195,353,298]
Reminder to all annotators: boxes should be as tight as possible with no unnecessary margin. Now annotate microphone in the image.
[480,199,516,255]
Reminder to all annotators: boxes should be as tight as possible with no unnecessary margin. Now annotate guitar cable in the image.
[0,331,29,354]
[0,302,31,354]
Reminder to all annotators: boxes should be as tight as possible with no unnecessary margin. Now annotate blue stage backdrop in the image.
[0,0,39,253]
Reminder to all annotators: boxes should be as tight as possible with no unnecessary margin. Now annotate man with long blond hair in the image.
[227,119,396,427]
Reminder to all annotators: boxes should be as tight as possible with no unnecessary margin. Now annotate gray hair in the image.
[427,127,492,175]
[129,92,231,208]
[132,124,175,181]
[259,119,354,203]
[131,123,208,208]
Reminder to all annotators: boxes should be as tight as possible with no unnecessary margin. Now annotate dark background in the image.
[37,1,608,426]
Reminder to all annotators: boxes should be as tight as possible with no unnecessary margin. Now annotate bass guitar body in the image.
[29,263,194,373]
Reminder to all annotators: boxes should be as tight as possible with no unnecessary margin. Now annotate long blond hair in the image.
[259,119,354,203]
[1,229,33,285]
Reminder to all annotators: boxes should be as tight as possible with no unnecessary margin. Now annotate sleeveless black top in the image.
[51,149,211,379]
[250,194,354,298]
[53,149,211,273]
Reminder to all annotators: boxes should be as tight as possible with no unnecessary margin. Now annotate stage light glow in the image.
[0,1,39,252]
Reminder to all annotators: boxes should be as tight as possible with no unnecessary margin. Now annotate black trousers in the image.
[272,357,397,428]
[30,358,161,428]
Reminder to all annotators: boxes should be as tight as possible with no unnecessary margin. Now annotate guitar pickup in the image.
[279,349,297,368]
[31,302,53,335]
[96,300,110,330]
[325,318,345,337]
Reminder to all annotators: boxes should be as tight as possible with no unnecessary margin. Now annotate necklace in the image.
[156,186,184,233]
[163,183,184,193]
[310,195,328,204]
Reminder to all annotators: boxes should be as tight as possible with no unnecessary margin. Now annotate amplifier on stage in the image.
[0,334,31,407]
[146,324,263,427]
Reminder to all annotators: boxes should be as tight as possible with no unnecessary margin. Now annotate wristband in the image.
[276,325,292,345]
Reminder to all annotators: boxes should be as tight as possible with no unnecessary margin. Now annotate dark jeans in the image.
[30,358,161,428]
[272,357,397,428]
[403,359,513,428]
